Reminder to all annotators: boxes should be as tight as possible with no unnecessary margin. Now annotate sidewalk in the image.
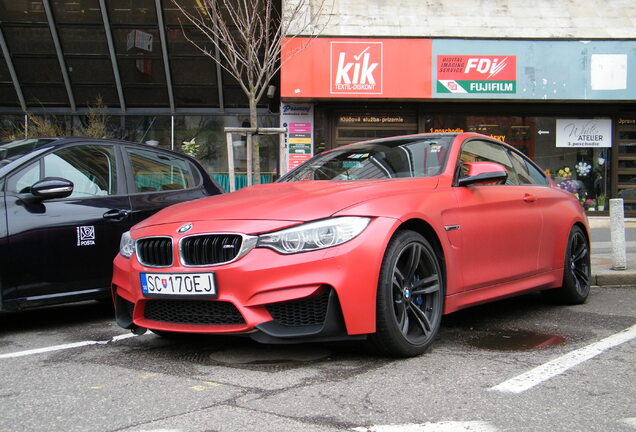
[588,216,636,287]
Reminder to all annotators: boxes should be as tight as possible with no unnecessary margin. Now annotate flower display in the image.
[181,137,199,157]
[575,161,592,177]
[558,179,579,194]
[557,166,572,179]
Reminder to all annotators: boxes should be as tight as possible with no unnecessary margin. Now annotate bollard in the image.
[609,198,627,270]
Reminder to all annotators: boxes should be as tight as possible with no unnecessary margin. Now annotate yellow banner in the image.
[288,138,312,144]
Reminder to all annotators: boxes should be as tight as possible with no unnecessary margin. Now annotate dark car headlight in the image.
[256,217,371,254]
[119,231,136,258]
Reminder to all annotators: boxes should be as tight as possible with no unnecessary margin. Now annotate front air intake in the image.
[180,234,243,266]
[136,237,173,267]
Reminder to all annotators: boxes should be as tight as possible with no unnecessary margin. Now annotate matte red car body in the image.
[112,132,589,340]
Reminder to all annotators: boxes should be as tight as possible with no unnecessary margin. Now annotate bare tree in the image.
[172,0,330,183]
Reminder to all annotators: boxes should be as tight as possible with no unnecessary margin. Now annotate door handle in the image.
[523,193,537,203]
[103,209,129,221]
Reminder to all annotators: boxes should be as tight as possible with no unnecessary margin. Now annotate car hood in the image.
[136,178,439,229]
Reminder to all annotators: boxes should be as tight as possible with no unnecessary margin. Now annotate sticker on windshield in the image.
[342,161,363,168]
[347,153,370,159]
[76,226,96,246]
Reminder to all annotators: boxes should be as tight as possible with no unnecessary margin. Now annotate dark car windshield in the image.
[0,138,58,167]
[281,136,453,182]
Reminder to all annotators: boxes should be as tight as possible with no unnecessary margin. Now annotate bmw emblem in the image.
[177,223,192,234]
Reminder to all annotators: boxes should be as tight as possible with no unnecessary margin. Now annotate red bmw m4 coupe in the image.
[112,132,590,357]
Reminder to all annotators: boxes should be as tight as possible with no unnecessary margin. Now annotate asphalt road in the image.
[1,286,634,432]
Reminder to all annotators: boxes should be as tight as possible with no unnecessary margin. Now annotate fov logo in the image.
[465,57,510,79]
[437,55,516,94]
[330,41,383,94]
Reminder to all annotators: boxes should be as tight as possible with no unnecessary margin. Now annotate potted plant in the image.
[597,194,606,211]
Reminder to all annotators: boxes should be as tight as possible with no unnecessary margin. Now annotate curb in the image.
[592,270,636,287]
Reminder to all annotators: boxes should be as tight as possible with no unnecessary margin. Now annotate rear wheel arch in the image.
[544,223,591,304]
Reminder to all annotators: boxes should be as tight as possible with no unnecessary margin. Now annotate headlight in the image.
[119,231,136,258]
[257,217,371,254]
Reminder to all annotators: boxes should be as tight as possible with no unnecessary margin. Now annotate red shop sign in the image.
[281,37,432,99]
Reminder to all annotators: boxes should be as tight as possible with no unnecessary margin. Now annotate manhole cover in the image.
[466,329,566,351]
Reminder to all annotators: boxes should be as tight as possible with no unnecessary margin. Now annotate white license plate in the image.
[140,272,216,298]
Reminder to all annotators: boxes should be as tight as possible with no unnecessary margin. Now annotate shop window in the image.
[616,119,636,210]
[429,114,611,211]
[2,26,55,55]
[0,1,47,23]
[21,85,69,105]
[58,27,109,55]
[0,85,19,106]
[107,0,157,25]
[13,58,64,84]
[52,0,103,24]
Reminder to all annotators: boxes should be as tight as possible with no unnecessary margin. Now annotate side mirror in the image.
[458,162,508,187]
[31,177,74,200]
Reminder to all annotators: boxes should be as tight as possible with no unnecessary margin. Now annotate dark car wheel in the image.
[544,225,590,304]
[370,230,444,357]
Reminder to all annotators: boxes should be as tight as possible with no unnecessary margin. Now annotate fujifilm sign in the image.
[437,55,517,94]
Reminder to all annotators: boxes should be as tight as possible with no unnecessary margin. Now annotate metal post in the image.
[226,132,236,192]
[610,198,627,270]
[0,27,27,113]
[279,131,287,176]
[171,115,175,151]
[223,127,287,190]
[155,0,175,113]
[43,0,76,112]
[246,133,253,187]
[99,0,126,113]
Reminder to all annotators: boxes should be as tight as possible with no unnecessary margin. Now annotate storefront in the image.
[280,37,636,215]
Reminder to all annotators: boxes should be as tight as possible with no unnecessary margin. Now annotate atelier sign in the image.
[556,119,612,148]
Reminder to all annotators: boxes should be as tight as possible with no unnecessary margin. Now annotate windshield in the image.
[0,138,58,167]
[281,136,453,182]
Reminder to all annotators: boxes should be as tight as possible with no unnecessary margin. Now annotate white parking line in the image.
[621,418,636,429]
[491,324,636,394]
[353,421,499,432]
[0,332,142,359]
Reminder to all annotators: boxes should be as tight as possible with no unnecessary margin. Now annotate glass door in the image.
[616,118,636,214]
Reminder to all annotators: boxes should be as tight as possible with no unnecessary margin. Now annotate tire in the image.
[369,230,444,357]
[544,225,590,304]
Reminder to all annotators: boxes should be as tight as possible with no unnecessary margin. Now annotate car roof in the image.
[0,136,195,178]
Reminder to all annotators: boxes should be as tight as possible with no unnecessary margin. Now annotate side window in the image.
[458,140,519,185]
[7,161,41,194]
[44,145,118,198]
[125,148,197,193]
[6,145,117,198]
[507,150,549,186]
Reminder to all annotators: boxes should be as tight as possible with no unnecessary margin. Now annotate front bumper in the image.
[111,217,396,340]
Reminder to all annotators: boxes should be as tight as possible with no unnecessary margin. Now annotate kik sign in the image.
[280,37,430,99]
[330,42,383,95]
[437,55,517,94]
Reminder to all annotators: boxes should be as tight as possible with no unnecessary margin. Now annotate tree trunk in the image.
[249,96,261,185]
